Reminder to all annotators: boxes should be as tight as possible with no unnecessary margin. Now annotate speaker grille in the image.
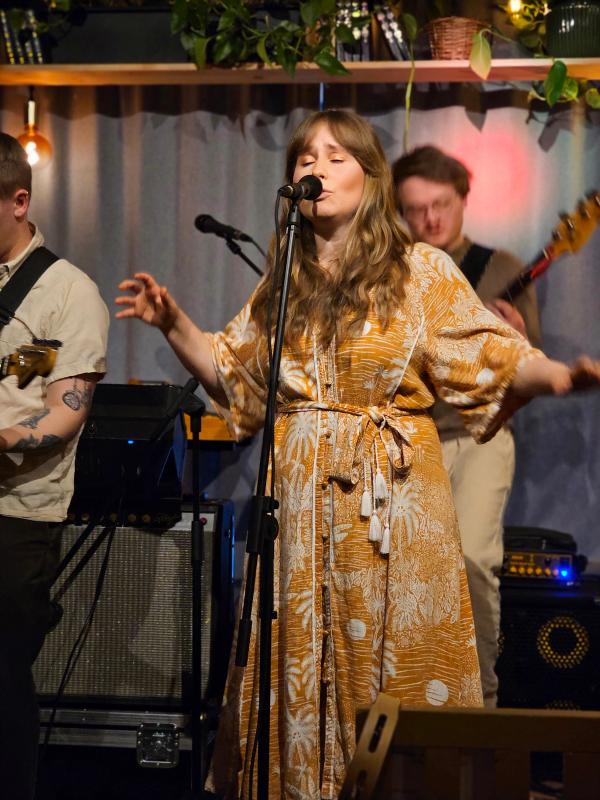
[497,577,600,710]
[33,504,234,710]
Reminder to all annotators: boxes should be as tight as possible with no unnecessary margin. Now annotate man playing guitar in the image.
[392,145,541,709]
[0,132,109,799]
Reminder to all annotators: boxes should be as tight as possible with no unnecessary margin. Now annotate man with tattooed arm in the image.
[0,133,109,799]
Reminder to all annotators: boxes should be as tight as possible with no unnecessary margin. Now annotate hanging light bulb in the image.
[17,89,52,169]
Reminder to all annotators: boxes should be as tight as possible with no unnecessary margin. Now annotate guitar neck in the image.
[499,249,553,302]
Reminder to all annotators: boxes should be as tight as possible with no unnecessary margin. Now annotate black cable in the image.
[39,512,119,757]
[250,237,268,260]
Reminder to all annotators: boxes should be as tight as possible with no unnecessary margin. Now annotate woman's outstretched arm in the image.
[115,272,228,407]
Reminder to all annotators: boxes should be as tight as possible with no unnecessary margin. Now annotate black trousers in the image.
[0,516,62,800]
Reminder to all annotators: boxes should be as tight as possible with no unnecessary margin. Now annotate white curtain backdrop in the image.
[1,82,599,567]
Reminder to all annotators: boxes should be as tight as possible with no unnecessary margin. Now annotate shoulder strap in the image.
[0,246,59,327]
[459,244,495,291]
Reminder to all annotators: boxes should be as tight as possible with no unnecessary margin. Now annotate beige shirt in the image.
[0,226,109,522]
[432,237,542,440]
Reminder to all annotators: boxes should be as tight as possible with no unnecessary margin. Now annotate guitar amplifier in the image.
[34,502,235,731]
[502,526,587,583]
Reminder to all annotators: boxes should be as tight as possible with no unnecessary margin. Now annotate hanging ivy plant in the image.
[170,0,361,76]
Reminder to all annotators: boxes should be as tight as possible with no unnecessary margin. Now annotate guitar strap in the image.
[459,243,495,291]
[0,246,59,330]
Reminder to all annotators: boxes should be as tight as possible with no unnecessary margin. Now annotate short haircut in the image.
[391,145,471,203]
[0,132,32,200]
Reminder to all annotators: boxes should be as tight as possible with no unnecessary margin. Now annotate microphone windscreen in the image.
[300,175,323,200]
[194,214,213,232]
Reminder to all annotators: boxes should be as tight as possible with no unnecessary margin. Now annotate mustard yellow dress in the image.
[207,243,539,799]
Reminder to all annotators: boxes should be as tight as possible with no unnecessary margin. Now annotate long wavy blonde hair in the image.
[251,109,412,347]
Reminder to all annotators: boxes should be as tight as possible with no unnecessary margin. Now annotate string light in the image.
[17,88,52,169]
[508,0,523,13]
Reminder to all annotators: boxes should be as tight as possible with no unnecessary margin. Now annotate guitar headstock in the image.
[548,191,600,259]
[3,341,61,389]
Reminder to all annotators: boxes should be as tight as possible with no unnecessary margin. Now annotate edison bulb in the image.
[18,125,52,168]
[17,98,52,168]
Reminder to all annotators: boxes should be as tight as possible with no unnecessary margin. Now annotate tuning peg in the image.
[587,191,600,207]
[552,229,563,241]
[578,201,591,219]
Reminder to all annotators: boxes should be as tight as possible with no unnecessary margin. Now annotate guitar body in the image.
[0,340,61,389]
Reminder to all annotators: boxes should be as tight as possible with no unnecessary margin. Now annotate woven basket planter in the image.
[426,16,486,60]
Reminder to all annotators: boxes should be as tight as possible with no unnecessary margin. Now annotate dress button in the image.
[321,480,328,489]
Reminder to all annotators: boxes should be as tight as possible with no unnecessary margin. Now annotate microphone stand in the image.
[235,199,301,799]
[225,236,264,277]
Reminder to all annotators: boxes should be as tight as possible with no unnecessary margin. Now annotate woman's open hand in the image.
[115,272,179,333]
[569,355,600,392]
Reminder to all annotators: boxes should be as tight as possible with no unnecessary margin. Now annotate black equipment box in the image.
[502,525,587,583]
[71,383,190,521]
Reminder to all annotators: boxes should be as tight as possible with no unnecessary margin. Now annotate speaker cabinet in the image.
[33,502,234,712]
[497,575,600,710]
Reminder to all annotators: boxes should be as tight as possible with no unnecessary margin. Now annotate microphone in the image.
[194,214,253,242]
[278,175,323,202]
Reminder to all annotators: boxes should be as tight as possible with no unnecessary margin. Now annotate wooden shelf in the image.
[0,58,599,86]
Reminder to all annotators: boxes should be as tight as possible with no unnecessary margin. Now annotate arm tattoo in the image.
[17,408,51,430]
[11,433,63,452]
[62,379,93,412]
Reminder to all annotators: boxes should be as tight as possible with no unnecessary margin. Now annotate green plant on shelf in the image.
[497,1,600,109]
[170,0,363,76]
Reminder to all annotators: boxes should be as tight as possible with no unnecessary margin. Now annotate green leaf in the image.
[519,31,542,50]
[218,11,239,32]
[470,32,492,80]
[213,36,235,64]
[319,0,338,15]
[314,49,350,76]
[180,31,196,55]
[193,36,210,70]
[300,0,320,28]
[276,44,298,76]
[401,13,418,44]
[544,60,568,107]
[257,35,271,65]
[336,24,356,45]
[561,77,579,102]
[585,87,600,109]
[170,0,189,34]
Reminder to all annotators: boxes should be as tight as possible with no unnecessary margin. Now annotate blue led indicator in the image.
[127,439,134,445]
[560,570,569,578]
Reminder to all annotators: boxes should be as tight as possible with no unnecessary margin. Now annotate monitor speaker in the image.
[497,574,600,710]
[33,502,234,711]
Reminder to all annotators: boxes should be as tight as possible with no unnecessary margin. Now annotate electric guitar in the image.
[0,340,61,389]
[500,191,600,302]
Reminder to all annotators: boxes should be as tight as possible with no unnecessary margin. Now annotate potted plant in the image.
[169,0,362,75]
[396,1,496,150]
[497,0,600,108]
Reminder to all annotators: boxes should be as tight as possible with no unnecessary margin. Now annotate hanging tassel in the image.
[380,524,390,555]
[360,488,372,518]
[374,468,388,503]
[373,446,388,503]
[368,512,382,543]
[360,459,372,518]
